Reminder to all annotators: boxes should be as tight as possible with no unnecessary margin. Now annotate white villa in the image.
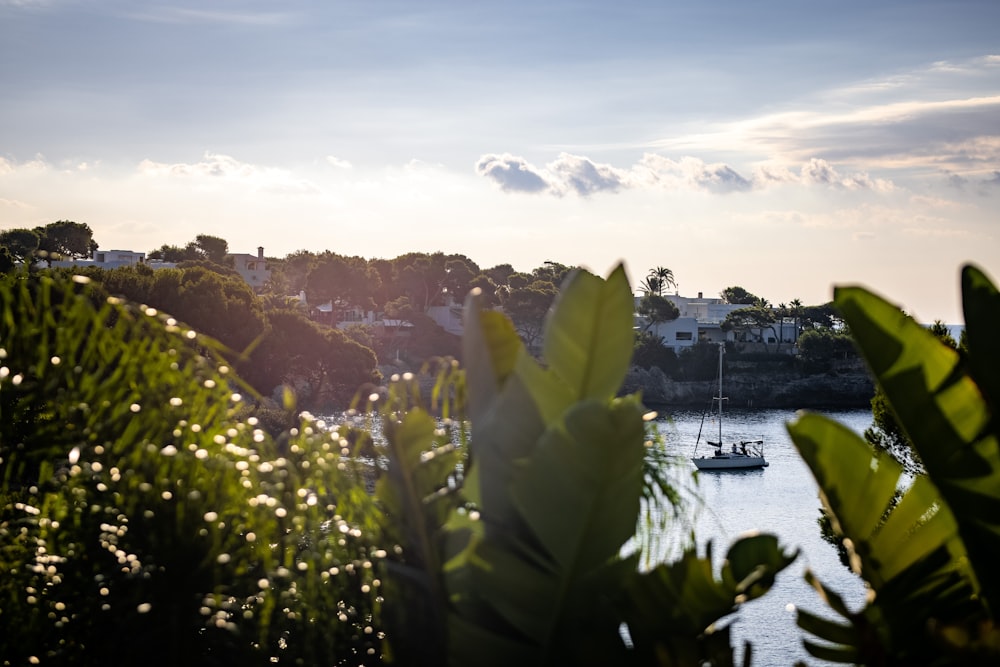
[50,248,149,269]
[638,291,799,352]
[230,247,271,292]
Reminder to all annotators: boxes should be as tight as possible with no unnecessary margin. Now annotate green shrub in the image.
[0,274,384,666]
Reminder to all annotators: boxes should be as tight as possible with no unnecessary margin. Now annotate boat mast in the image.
[716,343,724,445]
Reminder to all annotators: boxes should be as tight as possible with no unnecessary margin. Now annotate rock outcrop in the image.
[622,365,874,409]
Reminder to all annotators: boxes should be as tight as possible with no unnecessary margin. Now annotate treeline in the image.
[2,223,876,406]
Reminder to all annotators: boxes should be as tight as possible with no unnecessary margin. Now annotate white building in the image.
[50,248,147,269]
[230,247,271,292]
[637,291,797,352]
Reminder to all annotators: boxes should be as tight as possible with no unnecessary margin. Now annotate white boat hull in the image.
[692,452,768,470]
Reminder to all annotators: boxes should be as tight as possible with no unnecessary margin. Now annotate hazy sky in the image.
[2,0,999,323]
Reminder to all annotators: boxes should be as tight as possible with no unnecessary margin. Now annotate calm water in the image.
[652,407,872,666]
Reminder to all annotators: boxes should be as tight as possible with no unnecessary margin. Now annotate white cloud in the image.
[326,156,353,170]
[125,7,293,26]
[0,197,32,209]
[546,153,629,196]
[476,153,893,196]
[137,153,320,194]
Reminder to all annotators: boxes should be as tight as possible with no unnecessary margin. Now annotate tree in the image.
[501,279,558,351]
[442,257,480,302]
[148,243,200,262]
[266,249,317,297]
[531,260,573,287]
[677,340,724,380]
[392,252,478,312]
[720,285,759,305]
[34,220,98,263]
[638,275,663,296]
[244,309,379,408]
[800,302,840,330]
[650,266,676,294]
[637,293,679,332]
[0,247,14,274]
[721,304,777,350]
[484,262,515,286]
[0,227,41,263]
[306,253,380,311]
[796,327,856,373]
[81,264,267,353]
[789,298,804,341]
[632,331,679,374]
[194,234,229,264]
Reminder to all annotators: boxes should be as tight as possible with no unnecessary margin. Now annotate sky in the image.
[2,0,999,324]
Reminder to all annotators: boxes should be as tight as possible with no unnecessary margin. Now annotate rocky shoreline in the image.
[621,365,875,410]
[379,359,876,412]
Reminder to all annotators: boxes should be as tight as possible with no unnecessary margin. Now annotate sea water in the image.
[651,407,872,666]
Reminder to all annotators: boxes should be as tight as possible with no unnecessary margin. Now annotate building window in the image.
[675,331,693,341]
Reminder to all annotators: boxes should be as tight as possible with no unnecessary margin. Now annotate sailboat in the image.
[691,343,768,471]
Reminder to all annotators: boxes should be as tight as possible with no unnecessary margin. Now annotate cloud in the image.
[475,154,552,194]
[476,152,892,196]
[0,197,31,209]
[634,155,752,194]
[137,153,319,194]
[125,7,293,26]
[945,169,1000,195]
[799,158,894,192]
[326,156,353,170]
[649,55,1000,177]
[546,153,628,195]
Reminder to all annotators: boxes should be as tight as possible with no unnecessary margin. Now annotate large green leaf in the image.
[512,397,645,573]
[621,535,797,664]
[543,264,635,402]
[788,414,967,590]
[461,290,525,427]
[961,265,1000,427]
[834,283,1000,597]
[448,398,647,664]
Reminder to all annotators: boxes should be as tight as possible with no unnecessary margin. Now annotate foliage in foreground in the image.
[0,274,385,666]
[1,268,798,666]
[788,263,1000,665]
[344,266,797,666]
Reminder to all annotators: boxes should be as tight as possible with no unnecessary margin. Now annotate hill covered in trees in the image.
[2,225,874,411]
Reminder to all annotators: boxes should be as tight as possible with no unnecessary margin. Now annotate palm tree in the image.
[789,298,803,343]
[650,266,676,295]
[777,302,787,351]
[638,275,663,296]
